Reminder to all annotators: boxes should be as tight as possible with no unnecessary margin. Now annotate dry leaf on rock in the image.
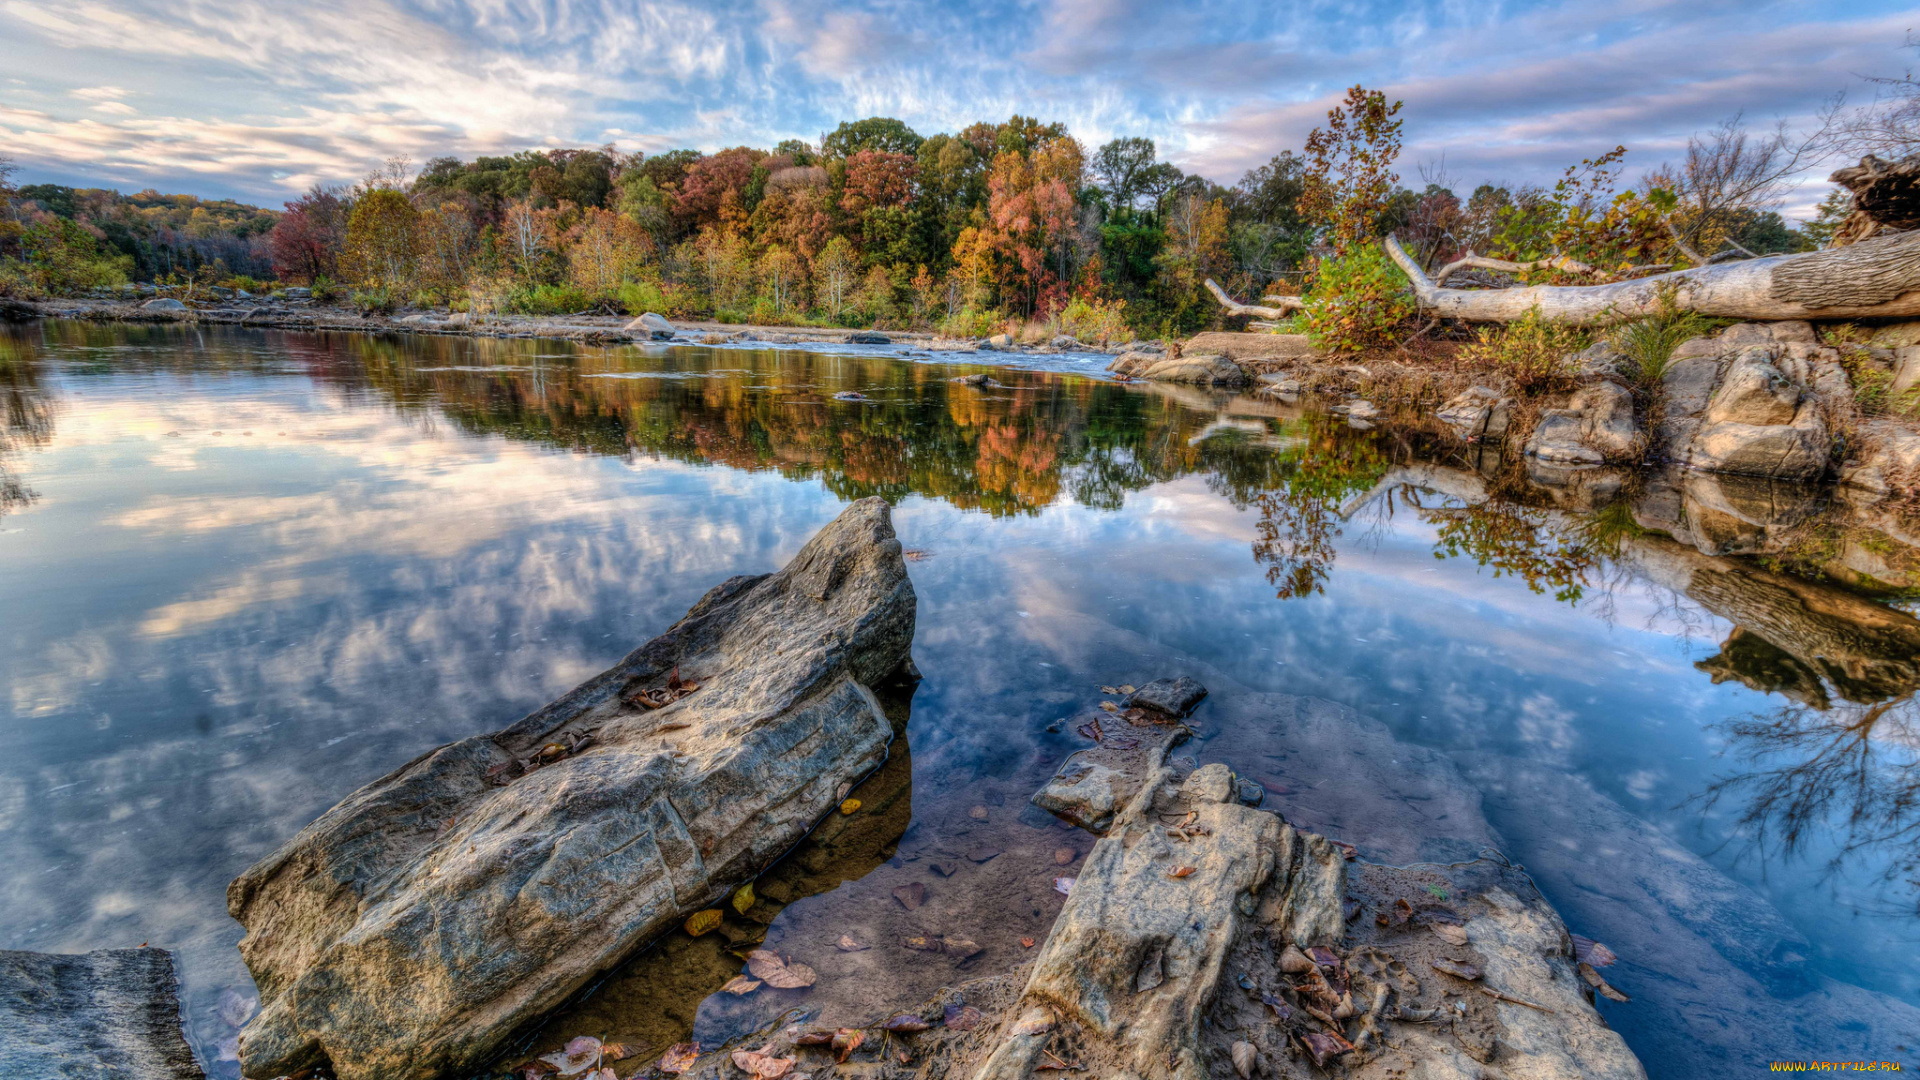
[1119,684,1136,694]
[1076,719,1104,741]
[1299,1031,1352,1068]
[831,1029,864,1063]
[883,1014,932,1033]
[685,909,723,936]
[731,1048,795,1079]
[1231,1040,1257,1079]
[732,883,756,914]
[1572,934,1618,968]
[601,1044,637,1062]
[1168,865,1196,879]
[659,1043,701,1074]
[1100,685,1119,695]
[893,882,926,910]
[839,798,861,815]
[722,975,761,995]
[1021,936,1036,948]
[835,935,868,952]
[943,1004,983,1030]
[792,1032,834,1046]
[1392,898,1413,926]
[746,950,817,989]
[539,1036,603,1076]
[1579,961,1631,1002]
[1430,958,1482,981]
[1279,945,1313,973]
[1099,701,1119,713]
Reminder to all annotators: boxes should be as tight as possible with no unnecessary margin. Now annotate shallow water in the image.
[0,321,1915,1077]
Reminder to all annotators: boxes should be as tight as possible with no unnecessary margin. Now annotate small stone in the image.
[1126,677,1208,718]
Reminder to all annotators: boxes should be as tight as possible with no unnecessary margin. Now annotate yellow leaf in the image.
[684,909,723,936]
[732,882,755,914]
[839,798,861,815]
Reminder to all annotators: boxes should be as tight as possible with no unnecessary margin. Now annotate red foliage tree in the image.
[839,151,917,215]
[267,185,347,283]
[670,148,765,231]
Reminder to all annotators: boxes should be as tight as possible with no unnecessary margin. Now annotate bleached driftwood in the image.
[1433,251,1597,286]
[1384,231,1920,324]
[1205,277,1303,319]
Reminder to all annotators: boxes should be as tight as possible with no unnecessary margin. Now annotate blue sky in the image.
[0,0,1912,215]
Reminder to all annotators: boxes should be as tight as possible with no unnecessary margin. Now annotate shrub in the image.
[1300,244,1415,353]
[505,283,592,315]
[938,307,1000,339]
[1460,306,1588,395]
[615,280,671,316]
[1049,296,1134,345]
[350,287,396,315]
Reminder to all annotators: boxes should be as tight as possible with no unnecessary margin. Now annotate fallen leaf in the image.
[1260,992,1294,1021]
[831,1029,864,1063]
[893,882,926,910]
[883,1014,932,1033]
[1119,685,1137,694]
[903,549,932,561]
[941,935,981,959]
[731,1048,795,1079]
[835,935,868,952]
[943,1004,983,1031]
[1279,945,1314,974]
[902,935,943,953]
[540,1036,604,1077]
[1393,898,1413,926]
[1053,847,1076,865]
[1425,884,1450,900]
[839,798,861,815]
[1168,865,1197,879]
[1120,708,1149,724]
[1572,934,1618,968]
[601,1044,637,1061]
[659,1043,700,1074]
[1579,962,1631,1002]
[966,844,1001,863]
[746,950,817,989]
[1231,1039,1257,1079]
[969,805,990,820]
[733,883,756,914]
[722,975,761,995]
[1076,719,1103,741]
[793,1032,834,1046]
[1021,936,1037,948]
[685,910,723,936]
[1432,923,1469,946]
[1052,876,1075,896]
[1100,686,1119,695]
[1331,840,1357,860]
[1430,958,1482,981]
[1299,1031,1352,1068]
[1099,701,1120,713]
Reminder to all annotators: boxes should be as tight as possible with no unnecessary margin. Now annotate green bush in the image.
[615,280,671,316]
[938,308,1001,339]
[1460,306,1588,395]
[1300,244,1414,353]
[1608,285,1712,386]
[505,284,593,315]
[351,287,396,315]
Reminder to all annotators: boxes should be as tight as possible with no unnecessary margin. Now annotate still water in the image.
[0,321,1915,1076]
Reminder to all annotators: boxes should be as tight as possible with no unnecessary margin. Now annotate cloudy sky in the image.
[0,0,1911,214]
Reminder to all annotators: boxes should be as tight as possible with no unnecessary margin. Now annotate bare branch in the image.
[1205,277,1303,319]
[1431,250,1596,286]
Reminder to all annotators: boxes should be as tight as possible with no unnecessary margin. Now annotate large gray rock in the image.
[1436,387,1514,441]
[1688,349,1830,481]
[229,498,918,1080]
[1137,352,1249,387]
[0,948,203,1080]
[1706,348,1802,426]
[141,298,187,312]
[623,311,676,339]
[1525,381,1638,464]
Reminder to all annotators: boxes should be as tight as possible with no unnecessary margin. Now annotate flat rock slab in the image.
[1128,675,1208,717]
[1183,332,1319,360]
[228,498,917,1080]
[0,948,204,1080]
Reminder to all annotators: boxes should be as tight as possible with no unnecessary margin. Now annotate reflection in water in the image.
[3,322,1920,1077]
[0,327,51,517]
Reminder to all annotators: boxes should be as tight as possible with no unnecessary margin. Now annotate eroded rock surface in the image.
[1525,381,1638,465]
[1436,386,1512,441]
[228,498,917,1080]
[0,947,203,1080]
[1109,351,1250,387]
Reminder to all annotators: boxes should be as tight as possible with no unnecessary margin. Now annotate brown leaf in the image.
[1120,708,1149,724]
[893,882,926,910]
[1119,685,1137,694]
[1572,934,1618,968]
[745,950,816,989]
[1168,865,1197,879]
[835,934,868,952]
[1393,898,1413,926]
[1021,936,1037,948]
[1100,686,1119,695]
[1430,958,1482,981]
[685,910,723,936]
[902,935,943,953]
[1076,719,1104,741]
[659,1043,700,1074]
[831,1028,864,1063]
[941,935,982,960]
[943,1004,983,1030]
[1053,847,1076,865]
[1331,840,1357,860]
[730,1048,794,1079]
[1579,961,1631,1002]
[1099,701,1120,713]
[1231,1039,1257,1080]
[1299,1031,1352,1068]
[883,1014,932,1033]
[721,975,761,995]
[792,1032,834,1046]
[601,1044,636,1062]
[1279,945,1314,974]
[539,1036,603,1077]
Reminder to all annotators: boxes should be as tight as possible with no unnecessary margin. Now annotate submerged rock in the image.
[228,498,918,1080]
[1108,351,1249,387]
[0,947,203,1080]
[1128,675,1208,717]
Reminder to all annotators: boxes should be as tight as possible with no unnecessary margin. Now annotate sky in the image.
[0,0,1912,216]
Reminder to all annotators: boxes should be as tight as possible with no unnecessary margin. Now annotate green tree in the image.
[1300,86,1404,256]
[822,117,924,159]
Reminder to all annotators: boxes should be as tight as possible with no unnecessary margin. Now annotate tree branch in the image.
[1205,277,1303,319]
[1432,250,1596,286]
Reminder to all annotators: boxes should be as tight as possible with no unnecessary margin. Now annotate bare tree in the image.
[1823,37,1920,159]
[1659,114,1822,262]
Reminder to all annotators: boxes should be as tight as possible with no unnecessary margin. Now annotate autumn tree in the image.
[267,184,347,283]
[1300,86,1405,256]
[816,235,857,315]
[566,208,650,295]
[341,189,420,290]
[672,148,766,231]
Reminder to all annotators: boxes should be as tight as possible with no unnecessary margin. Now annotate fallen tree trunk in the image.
[1204,277,1303,319]
[1384,231,1920,324]
[1832,154,1920,242]
[1433,251,1596,285]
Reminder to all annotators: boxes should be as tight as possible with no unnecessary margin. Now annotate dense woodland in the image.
[0,80,1901,342]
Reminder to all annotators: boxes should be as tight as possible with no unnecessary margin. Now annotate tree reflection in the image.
[1700,694,1920,916]
[0,327,52,518]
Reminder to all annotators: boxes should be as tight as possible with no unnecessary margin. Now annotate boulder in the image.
[284,287,313,300]
[1840,423,1920,495]
[1686,348,1830,481]
[623,312,676,340]
[1436,386,1513,441]
[1706,348,1802,426]
[988,333,1015,350]
[1569,340,1630,379]
[141,298,187,312]
[1525,381,1638,464]
[1136,353,1249,387]
[1868,320,1920,350]
[1049,334,1081,349]
[1127,675,1208,718]
[1719,321,1816,346]
[228,499,918,1080]
[848,331,890,345]
[0,947,203,1080]
[1107,351,1160,378]
[1892,345,1920,399]
[1182,331,1319,361]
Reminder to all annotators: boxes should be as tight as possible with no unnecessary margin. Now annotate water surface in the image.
[1,322,1915,1077]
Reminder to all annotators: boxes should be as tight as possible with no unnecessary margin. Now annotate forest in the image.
[0,95,1860,341]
